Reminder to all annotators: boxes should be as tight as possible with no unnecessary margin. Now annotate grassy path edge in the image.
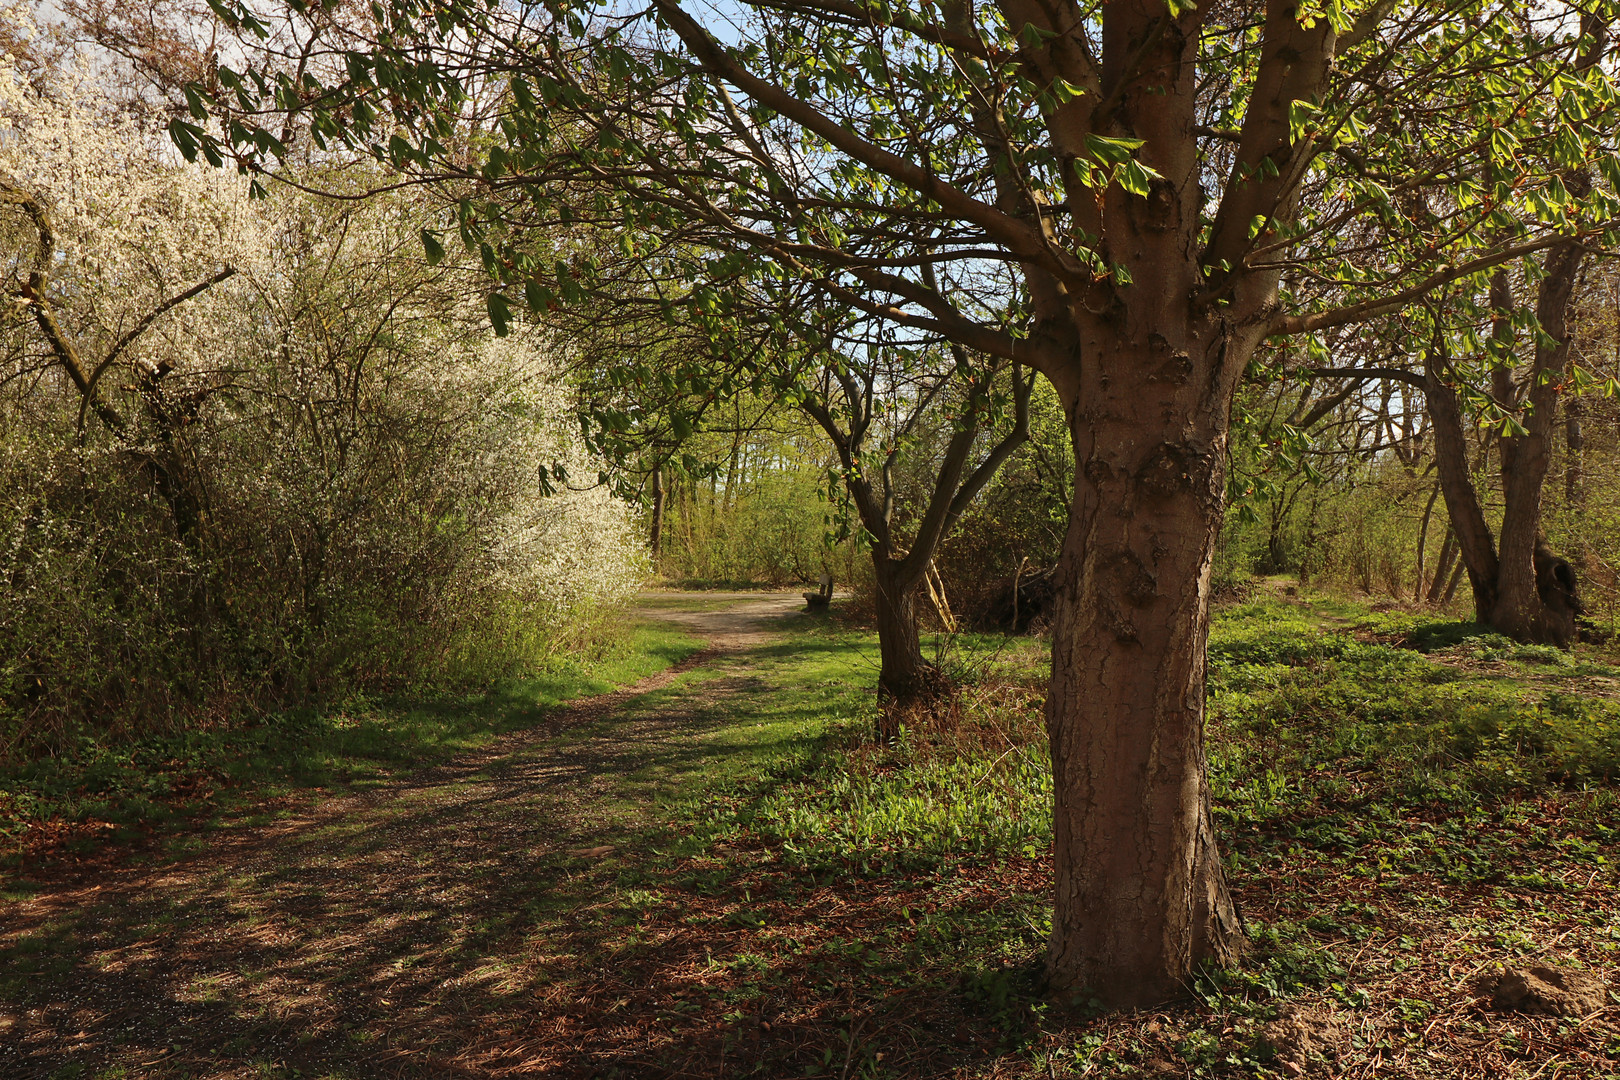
[1,616,708,890]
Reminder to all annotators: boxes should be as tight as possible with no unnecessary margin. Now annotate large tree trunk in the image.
[1043,328,1244,1007]
[871,554,946,739]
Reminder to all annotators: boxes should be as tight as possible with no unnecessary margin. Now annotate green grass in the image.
[559,593,1620,1076]
[5,592,1619,1078]
[0,618,704,870]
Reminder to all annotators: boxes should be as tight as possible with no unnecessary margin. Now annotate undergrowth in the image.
[4,592,1618,1079]
[634,594,1620,1077]
[0,618,702,868]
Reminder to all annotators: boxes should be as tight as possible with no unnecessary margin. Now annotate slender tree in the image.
[792,333,1033,724]
[566,288,1031,715]
[191,0,1620,1004]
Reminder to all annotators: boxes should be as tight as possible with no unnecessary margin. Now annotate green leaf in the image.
[510,76,536,112]
[1287,98,1319,143]
[420,230,445,266]
[1020,22,1057,48]
[168,119,200,162]
[1052,78,1086,104]
[182,83,211,121]
[1085,133,1145,165]
[487,292,512,337]
[524,278,550,312]
[1117,158,1161,197]
[1490,126,1520,164]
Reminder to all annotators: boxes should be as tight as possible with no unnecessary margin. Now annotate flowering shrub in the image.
[0,13,645,758]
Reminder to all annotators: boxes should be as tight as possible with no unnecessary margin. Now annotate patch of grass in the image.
[0,617,703,871]
[1210,597,1620,797]
[580,594,1620,1077]
[6,592,1619,1080]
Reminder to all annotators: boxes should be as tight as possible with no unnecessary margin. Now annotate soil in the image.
[0,592,805,1080]
[633,591,810,650]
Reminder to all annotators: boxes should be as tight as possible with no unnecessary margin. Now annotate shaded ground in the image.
[5,591,1620,1080]
[0,593,834,1079]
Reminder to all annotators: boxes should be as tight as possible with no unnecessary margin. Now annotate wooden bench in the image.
[803,573,833,609]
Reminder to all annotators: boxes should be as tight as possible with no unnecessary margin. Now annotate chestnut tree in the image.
[188,0,1620,1005]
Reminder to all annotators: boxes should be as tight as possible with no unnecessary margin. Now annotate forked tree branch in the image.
[1268,235,1577,337]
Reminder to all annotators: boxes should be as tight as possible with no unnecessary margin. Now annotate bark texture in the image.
[1043,318,1250,1005]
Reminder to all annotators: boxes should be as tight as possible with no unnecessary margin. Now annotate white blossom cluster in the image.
[0,4,268,362]
[0,5,648,739]
[471,332,649,625]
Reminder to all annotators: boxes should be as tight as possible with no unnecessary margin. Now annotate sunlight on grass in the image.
[0,617,704,870]
[5,594,1618,1079]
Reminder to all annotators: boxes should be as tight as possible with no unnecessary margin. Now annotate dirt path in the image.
[0,592,806,1080]
[633,590,810,649]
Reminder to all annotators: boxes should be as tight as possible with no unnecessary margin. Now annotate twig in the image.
[839,1015,867,1080]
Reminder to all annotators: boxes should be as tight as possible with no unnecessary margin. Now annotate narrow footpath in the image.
[0,592,803,1080]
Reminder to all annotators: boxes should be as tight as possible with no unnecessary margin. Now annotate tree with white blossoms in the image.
[0,0,263,546]
[482,332,649,631]
[0,6,647,747]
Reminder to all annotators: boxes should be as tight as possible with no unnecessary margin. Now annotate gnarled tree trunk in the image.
[1043,321,1247,1006]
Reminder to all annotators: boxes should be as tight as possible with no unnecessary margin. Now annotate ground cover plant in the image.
[0,620,703,876]
[3,592,1616,1078]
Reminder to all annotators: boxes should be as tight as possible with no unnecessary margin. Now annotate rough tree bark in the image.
[1044,324,1249,1001]
[1026,0,1337,1001]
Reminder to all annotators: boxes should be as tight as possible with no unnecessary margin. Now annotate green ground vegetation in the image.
[5,591,1614,1078]
[0,619,704,873]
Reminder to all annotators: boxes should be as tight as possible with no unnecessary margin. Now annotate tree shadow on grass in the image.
[0,638,1043,1080]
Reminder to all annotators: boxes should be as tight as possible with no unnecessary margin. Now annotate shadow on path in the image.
[0,595,822,1080]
